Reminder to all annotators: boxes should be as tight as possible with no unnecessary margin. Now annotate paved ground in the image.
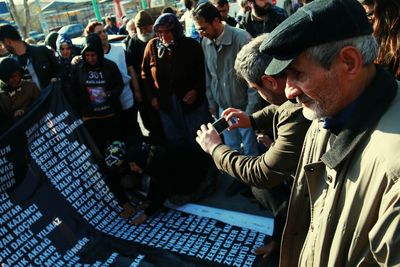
[196,173,272,218]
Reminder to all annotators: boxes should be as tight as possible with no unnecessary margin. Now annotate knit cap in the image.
[134,11,154,28]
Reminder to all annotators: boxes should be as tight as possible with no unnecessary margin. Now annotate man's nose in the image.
[285,80,302,100]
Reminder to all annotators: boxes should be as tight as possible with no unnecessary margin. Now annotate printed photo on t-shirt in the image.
[86,86,110,112]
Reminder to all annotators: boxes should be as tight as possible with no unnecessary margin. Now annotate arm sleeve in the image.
[212,104,310,188]
[202,42,217,111]
[46,46,61,79]
[252,105,278,130]
[190,40,206,96]
[369,181,400,266]
[108,61,124,97]
[141,40,157,101]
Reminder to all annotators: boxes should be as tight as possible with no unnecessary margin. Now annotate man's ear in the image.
[261,75,278,91]
[337,46,363,78]
[213,16,221,25]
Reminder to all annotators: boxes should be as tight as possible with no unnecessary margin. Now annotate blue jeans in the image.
[159,95,211,147]
[219,108,259,156]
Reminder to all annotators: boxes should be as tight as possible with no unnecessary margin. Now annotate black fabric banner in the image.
[0,84,268,267]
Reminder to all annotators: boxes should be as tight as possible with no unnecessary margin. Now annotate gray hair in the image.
[306,35,378,69]
[234,33,273,86]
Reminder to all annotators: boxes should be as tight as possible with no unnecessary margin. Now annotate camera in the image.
[212,117,231,135]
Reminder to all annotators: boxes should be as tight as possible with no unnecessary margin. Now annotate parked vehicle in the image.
[58,23,85,38]
[72,34,127,49]
[29,31,46,42]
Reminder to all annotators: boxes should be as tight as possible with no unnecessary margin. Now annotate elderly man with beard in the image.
[238,0,286,38]
[260,0,400,265]
[126,11,166,145]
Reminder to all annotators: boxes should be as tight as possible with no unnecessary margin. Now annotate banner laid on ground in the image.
[0,84,271,267]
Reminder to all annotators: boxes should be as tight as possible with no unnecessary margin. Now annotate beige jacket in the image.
[212,101,310,189]
[281,67,400,266]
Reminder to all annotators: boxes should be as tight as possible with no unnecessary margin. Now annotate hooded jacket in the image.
[0,57,40,120]
[70,34,123,119]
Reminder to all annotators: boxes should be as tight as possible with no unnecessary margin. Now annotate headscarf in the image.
[56,33,73,57]
[153,13,184,58]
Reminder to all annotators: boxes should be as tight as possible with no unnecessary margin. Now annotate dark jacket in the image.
[70,34,123,119]
[0,80,40,119]
[0,57,40,120]
[126,35,147,81]
[238,8,286,37]
[226,16,237,27]
[141,37,206,112]
[24,44,60,89]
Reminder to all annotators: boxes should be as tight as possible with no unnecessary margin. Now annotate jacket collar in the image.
[204,23,234,47]
[0,80,7,93]
[321,66,398,169]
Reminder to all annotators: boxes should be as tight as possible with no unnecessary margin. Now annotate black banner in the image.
[0,84,268,267]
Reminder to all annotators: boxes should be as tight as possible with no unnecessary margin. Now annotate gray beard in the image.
[138,31,155,43]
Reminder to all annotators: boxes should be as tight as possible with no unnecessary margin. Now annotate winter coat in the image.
[281,67,400,266]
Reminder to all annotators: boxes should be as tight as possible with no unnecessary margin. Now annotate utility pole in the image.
[91,0,102,22]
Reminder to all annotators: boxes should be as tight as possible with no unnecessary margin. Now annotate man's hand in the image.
[130,213,148,225]
[209,107,218,117]
[120,202,136,220]
[151,97,159,110]
[134,90,143,103]
[221,107,251,130]
[257,133,273,148]
[196,123,223,155]
[71,55,82,65]
[183,89,197,105]
[14,109,24,117]
[254,240,278,259]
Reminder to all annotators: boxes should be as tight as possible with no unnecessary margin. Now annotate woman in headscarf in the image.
[56,33,81,104]
[141,13,212,147]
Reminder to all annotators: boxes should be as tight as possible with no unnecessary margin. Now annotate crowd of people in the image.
[0,0,399,265]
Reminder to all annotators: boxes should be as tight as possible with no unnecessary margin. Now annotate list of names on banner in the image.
[26,112,127,231]
[24,111,265,266]
[0,142,87,267]
[0,145,15,192]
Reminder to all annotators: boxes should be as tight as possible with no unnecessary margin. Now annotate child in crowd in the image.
[0,57,40,131]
